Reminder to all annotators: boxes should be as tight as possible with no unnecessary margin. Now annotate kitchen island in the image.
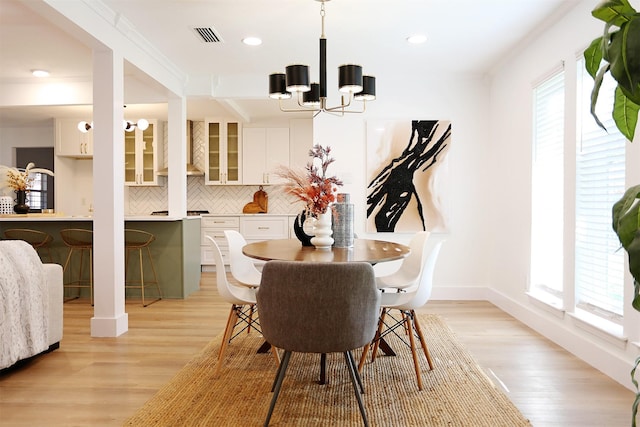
[0,214,201,299]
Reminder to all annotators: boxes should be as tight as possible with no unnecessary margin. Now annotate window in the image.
[15,147,54,212]
[575,58,625,321]
[26,172,49,210]
[530,69,565,302]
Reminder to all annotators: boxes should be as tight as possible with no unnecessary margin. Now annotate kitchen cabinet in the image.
[240,215,290,243]
[242,127,290,185]
[55,119,93,158]
[124,120,161,186]
[200,214,292,268]
[200,215,240,266]
[204,119,242,185]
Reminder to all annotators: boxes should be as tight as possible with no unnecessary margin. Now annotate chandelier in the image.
[268,0,376,116]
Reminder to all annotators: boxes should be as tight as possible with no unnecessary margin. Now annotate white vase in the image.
[310,210,334,250]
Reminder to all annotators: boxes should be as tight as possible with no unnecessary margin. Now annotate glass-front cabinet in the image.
[204,119,242,185]
[125,119,161,186]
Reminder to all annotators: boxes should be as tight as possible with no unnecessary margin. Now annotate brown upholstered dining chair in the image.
[257,261,381,427]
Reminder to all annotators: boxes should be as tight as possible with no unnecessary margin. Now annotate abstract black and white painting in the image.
[366,119,452,233]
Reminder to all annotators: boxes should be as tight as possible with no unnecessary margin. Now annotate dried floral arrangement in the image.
[0,162,35,193]
[275,144,343,216]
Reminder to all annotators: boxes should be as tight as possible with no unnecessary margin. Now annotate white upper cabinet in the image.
[124,119,161,186]
[242,127,290,185]
[55,119,93,158]
[204,119,242,185]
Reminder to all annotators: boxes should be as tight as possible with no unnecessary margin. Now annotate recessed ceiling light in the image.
[242,37,262,46]
[31,69,50,77]
[407,34,427,44]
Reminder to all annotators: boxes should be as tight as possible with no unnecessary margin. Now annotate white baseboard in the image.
[430,286,635,391]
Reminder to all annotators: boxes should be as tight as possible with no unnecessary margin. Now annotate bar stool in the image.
[125,229,162,307]
[60,228,93,304]
[4,228,54,262]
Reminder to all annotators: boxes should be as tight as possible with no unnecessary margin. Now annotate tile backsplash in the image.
[128,177,298,215]
[128,121,300,215]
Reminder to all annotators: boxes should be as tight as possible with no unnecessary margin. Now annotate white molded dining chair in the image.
[224,229,262,287]
[359,235,444,391]
[206,235,262,374]
[375,231,429,291]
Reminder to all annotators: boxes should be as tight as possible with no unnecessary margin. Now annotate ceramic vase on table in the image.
[310,210,334,250]
[13,190,29,214]
[293,211,314,246]
[332,193,354,248]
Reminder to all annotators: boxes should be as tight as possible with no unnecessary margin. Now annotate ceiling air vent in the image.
[193,27,222,43]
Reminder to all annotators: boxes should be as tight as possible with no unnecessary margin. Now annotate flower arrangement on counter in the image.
[0,162,35,193]
[275,144,343,217]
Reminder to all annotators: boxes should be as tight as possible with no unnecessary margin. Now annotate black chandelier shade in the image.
[354,75,376,101]
[338,64,363,93]
[269,73,291,99]
[285,65,311,92]
[303,83,321,105]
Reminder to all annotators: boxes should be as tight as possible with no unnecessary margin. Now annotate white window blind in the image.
[575,58,625,319]
[530,69,565,298]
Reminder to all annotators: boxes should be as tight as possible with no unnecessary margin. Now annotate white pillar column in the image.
[90,48,128,337]
[167,97,187,217]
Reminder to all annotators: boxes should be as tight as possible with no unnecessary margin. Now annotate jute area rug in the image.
[124,314,531,426]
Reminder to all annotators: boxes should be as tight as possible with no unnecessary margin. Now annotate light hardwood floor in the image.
[0,272,634,426]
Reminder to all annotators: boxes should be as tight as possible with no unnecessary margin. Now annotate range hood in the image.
[157,120,204,176]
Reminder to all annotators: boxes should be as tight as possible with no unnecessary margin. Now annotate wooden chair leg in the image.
[405,315,423,391]
[358,343,370,373]
[215,305,239,374]
[271,345,281,365]
[412,310,434,370]
[370,308,387,362]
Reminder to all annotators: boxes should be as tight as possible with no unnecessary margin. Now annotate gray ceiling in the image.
[0,0,578,127]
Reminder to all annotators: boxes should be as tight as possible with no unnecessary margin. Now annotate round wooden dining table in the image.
[242,238,410,263]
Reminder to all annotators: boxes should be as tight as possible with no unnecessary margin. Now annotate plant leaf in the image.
[624,15,640,90]
[592,0,636,26]
[621,84,640,105]
[590,64,610,132]
[613,86,639,141]
[627,231,640,286]
[584,37,604,79]
[601,23,614,63]
[612,184,640,247]
[608,26,635,92]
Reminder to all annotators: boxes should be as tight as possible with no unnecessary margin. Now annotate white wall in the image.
[312,72,493,286]
[0,124,54,166]
[488,0,639,389]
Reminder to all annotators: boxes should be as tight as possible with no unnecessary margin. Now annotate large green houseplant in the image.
[587,0,640,307]
[583,1,640,424]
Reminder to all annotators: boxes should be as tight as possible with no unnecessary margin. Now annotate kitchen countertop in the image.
[0,214,200,221]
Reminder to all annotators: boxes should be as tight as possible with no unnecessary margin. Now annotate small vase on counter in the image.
[310,210,334,250]
[13,190,29,214]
